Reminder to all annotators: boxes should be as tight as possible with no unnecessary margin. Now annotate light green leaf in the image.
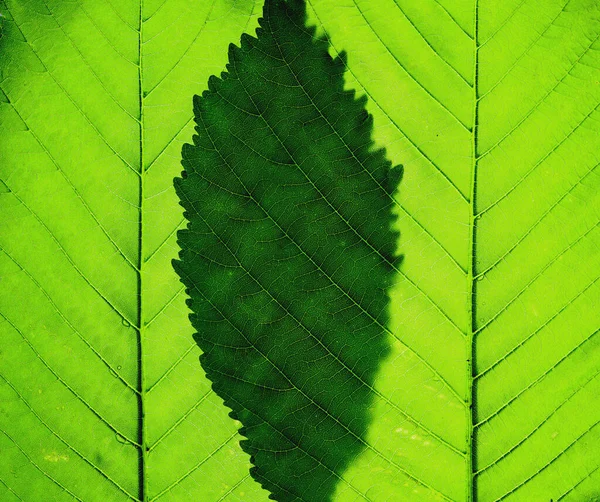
[0,0,269,500]
[176,0,600,501]
[304,0,600,500]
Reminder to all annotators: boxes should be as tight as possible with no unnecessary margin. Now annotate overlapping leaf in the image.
[174,1,402,500]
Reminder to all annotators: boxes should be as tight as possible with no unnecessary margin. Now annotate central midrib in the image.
[467,0,480,501]
[137,1,148,501]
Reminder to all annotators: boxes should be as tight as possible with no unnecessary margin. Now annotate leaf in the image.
[0,0,269,500]
[173,1,402,500]
[177,0,600,501]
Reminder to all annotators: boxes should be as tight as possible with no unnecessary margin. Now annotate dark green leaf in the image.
[174,1,402,500]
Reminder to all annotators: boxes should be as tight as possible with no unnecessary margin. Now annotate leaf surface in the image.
[0,0,269,500]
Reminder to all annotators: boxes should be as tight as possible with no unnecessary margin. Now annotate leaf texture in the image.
[177,0,600,501]
[174,1,402,500]
[0,0,269,500]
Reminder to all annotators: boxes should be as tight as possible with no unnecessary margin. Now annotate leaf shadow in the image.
[174,0,402,500]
